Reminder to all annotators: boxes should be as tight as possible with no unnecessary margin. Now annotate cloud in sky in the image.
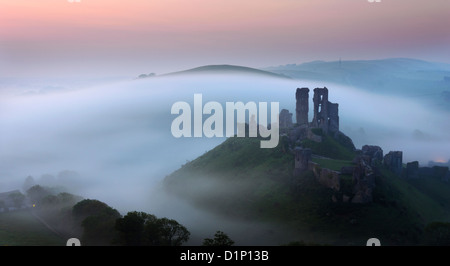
[1,0,449,77]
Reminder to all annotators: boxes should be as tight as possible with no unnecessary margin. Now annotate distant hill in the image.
[265,58,450,109]
[157,64,292,80]
[136,59,450,109]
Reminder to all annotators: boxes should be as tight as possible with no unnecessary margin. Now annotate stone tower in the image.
[312,87,329,132]
[295,88,309,125]
[311,87,339,134]
[328,102,339,133]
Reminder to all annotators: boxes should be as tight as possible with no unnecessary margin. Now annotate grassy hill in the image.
[163,64,292,80]
[164,134,450,245]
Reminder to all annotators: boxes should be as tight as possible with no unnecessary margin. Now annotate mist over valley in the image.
[1,61,450,245]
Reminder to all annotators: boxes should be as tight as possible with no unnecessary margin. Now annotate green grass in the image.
[0,210,65,246]
[311,158,354,172]
[406,177,450,219]
[165,137,296,221]
[301,133,356,160]
[377,167,447,224]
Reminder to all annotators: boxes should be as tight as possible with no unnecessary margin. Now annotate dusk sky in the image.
[1,0,449,77]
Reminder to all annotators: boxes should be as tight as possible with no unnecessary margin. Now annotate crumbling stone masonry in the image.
[405,161,419,179]
[289,87,376,204]
[294,147,311,176]
[384,151,403,175]
[279,109,293,129]
[295,87,339,134]
[351,157,375,203]
[361,145,383,166]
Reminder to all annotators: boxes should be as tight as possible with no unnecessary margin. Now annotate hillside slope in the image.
[163,64,292,80]
[164,135,450,245]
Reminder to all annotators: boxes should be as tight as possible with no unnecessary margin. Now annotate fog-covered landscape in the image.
[1,61,449,244]
[1,0,450,247]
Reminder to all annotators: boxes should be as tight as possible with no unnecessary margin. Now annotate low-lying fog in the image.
[1,73,449,244]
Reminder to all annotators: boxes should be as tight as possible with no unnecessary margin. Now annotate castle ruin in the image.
[287,87,407,204]
[295,87,339,134]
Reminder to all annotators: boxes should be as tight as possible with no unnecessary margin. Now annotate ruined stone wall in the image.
[308,87,340,134]
[361,145,383,166]
[294,147,311,176]
[328,102,339,133]
[405,161,419,179]
[279,109,293,129]
[384,151,403,175]
[351,157,375,203]
[316,166,341,192]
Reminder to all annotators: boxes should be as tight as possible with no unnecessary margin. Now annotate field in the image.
[0,210,64,246]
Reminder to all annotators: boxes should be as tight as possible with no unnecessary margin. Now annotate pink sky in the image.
[0,0,449,77]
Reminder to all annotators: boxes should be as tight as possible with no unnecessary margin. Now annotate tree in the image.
[137,73,155,79]
[26,185,50,205]
[115,211,155,246]
[153,217,190,246]
[73,199,117,219]
[202,231,235,246]
[73,199,121,245]
[115,211,190,246]
[40,195,58,206]
[81,212,121,245]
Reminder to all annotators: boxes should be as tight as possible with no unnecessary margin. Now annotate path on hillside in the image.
[29,209,64,239]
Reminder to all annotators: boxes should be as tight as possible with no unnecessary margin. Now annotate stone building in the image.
[295,87,339,134]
